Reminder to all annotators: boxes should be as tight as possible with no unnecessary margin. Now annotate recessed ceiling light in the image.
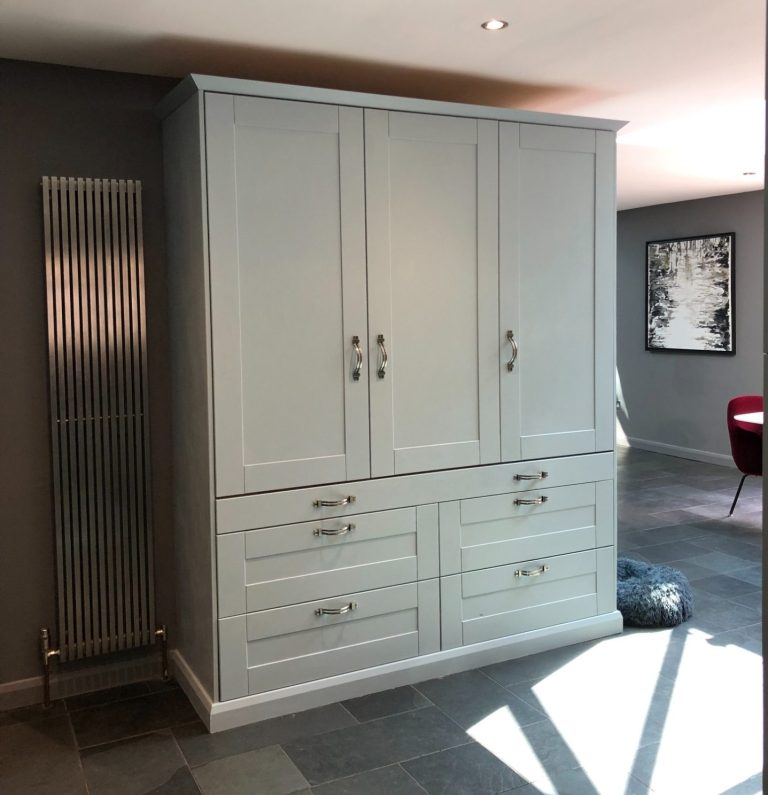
[481,18,508,31]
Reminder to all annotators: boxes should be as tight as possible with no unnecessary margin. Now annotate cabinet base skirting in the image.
[170,650,215,730]
[175,612,623,733]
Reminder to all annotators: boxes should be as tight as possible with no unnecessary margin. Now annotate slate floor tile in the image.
[638,539,708,563]
[718,773,763,794]
[695,536,762,561]
[693,574,760,599]
[174,704,357,767]
[481,641,596,688]
[283,706,469,785]
[680,503,737,520]
[685,550,756,574]
[193,744,309,794]
[81,729,197,794]
[70,688,198,748]
[65,681,152,712]
[630,740,761,795]
[629,523,710,547]
[342,685,430,722]
[511,767,653,795]
[707,623,762,655]
[729,590,763,613]
[659,559,713,581]
[311,764,426,794]
[0,699,67,727]
[729,564,762,586]
[403,741,528,794]
[466,717,582,784]
[414,669,545,729]
[672,600,761,637]
[0,716,87,794]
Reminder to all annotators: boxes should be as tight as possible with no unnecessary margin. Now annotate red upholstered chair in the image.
[727,395,763,516]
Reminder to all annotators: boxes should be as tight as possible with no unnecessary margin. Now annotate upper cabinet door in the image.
[365,110,500,477]
[206,94,370,496]
[499,123,616,461]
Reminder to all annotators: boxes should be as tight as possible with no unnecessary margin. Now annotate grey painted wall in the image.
[617,190,764,461]
[0,59,176,685]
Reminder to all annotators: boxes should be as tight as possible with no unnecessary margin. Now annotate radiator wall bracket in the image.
[39,627,61,709]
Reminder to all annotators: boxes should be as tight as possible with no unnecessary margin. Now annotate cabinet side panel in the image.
[163,94,216,699]
[594,131,617,453]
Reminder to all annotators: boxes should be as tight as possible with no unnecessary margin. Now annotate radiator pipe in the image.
[39,627,61,709]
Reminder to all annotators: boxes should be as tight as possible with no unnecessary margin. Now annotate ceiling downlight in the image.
[481,18,508,31]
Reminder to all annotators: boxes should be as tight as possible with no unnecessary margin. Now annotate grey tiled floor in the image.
[1,448,762,794]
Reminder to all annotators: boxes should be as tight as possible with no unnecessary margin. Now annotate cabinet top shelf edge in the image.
[155,73,627,133]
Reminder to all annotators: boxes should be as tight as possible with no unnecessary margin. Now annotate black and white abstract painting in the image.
[646,233,735,354]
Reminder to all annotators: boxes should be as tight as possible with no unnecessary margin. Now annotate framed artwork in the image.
[646,233,735,354]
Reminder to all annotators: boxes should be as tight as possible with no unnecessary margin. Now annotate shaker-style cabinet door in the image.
[365,110,501,477]
[205,94,370,496]
[499,123,616,461]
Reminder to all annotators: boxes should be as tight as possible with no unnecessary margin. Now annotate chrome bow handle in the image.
[514,471,548,481]
[314,523,355,537]
[515,564,550,578]
[313,496,356,508]
[506,330,519,372]
[514,496,548,506]
[377,334,388,379]
[352,336,363,381]
[315,601,357,617]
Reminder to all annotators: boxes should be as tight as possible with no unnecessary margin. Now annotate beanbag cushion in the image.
[617,557,694,628]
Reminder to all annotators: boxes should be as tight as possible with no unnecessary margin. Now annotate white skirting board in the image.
[172,611,623,733]
[622,437,735,469]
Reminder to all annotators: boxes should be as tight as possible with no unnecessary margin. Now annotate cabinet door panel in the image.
[366,110,500,477]
[500,123,615,461]
[206,94,369,495]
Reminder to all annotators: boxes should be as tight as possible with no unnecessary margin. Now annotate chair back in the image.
[727,395,763,476]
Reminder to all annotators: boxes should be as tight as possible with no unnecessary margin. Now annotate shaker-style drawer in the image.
[217,506,439,616]
[439,480,614,575]
[216,453,615,533]
[218,581,440,700]
[440,547,615,648]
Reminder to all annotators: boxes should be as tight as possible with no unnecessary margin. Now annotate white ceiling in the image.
[0,0,764,209]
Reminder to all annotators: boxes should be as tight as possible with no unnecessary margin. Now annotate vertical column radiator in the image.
[42,177,157,665]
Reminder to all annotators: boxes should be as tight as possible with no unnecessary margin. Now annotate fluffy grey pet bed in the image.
[617,558,694,628]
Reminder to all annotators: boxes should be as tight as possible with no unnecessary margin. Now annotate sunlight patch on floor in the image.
[467,629,762,794]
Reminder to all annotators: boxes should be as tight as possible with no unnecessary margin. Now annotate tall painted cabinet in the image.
[159,75,624,732]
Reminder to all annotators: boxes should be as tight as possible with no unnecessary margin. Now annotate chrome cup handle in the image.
[506,330,519,372]
[314,523,355,537]
[377,334,388,379]
[515,565,550,578]
[352,336,363,381]
[313,496,356,508]
[514,496,549,506]
[315,602,357,616]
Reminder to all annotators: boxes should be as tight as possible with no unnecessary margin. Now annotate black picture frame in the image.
[646,232,735,355]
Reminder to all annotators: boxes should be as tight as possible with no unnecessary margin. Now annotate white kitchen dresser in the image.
[158,75,625,732]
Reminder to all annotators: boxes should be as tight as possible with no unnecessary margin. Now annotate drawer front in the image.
[440,480,614,575]
[217,506,439,616]
[216,453,614,532]
[440,547,615,649]
[218,581,440,700]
